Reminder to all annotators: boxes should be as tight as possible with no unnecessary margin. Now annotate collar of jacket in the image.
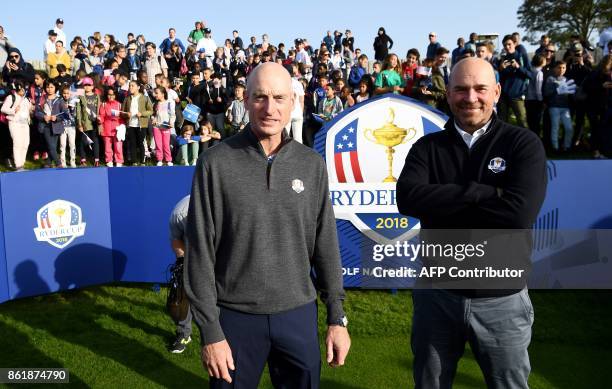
[444,112,499,147]
[243,124,292,159]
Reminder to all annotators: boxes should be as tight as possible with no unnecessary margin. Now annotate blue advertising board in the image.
[1,168,114,300]
[0,177,8,303]
[108,167,193,283]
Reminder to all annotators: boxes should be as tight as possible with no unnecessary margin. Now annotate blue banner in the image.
[108,167,193,283]
[0,177,8,303]
[1,168,114,300]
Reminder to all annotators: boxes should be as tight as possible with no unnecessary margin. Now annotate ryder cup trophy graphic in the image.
[364,108,416,182]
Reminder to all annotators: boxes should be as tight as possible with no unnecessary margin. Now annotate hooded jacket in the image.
[2,48,34,85]
[373,28,393,61]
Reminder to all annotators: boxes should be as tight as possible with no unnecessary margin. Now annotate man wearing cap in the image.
[295,39,312,70]
[426,32,441,60]
[565,42,592,144]
[126,42,141,79]
[196,28,217,59]
[44,30,57,61]
[54,19,66,51]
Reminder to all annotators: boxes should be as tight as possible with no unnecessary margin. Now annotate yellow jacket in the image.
[46,51,71,79]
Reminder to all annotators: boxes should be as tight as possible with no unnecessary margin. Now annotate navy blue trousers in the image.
[210,301,320,389]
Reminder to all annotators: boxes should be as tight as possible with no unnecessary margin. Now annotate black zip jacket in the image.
[397,115,547,296]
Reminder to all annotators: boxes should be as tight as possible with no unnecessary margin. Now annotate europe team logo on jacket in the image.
[33,199,87,249]
[314,94,447,244]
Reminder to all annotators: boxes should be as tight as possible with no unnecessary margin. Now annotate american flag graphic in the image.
[70,206,79,225]
[334,118,364,183]
[40,208,51,229]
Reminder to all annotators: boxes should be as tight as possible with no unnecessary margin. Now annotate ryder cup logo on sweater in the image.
[313,94,447,243]
[33,199,87,249]
[292,179,305,193]
[488,157,507,173]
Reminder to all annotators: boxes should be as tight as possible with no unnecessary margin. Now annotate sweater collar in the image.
[444,113,499,147]
[243,125,292,158]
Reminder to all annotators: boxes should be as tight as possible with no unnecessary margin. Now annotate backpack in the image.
[92,64,104,76]
[0,94,16,124]
[166,258,189,323]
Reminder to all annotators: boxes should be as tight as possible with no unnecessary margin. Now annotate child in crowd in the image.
[54,64,74,87]
[102,60,119,86]
[526,55,546,137]
[122,80,153,165]
[313,74,329,111]
[1,82,31,171]
[98,87,125,167]
[114,71,130,103]
[544,60,575,152]
[34,80,66,168]
[176,124,203,165]
[225,83,249,136]
[340,86,355,109]
[76,77,101,166]
[372,61,382,80]
[316,83,343,121]
[199,119,221,154]
[28,71,48,161]
[59,85,77,167]
[152,86,175,166]
[205,73,227,134]
[354,79,370,104]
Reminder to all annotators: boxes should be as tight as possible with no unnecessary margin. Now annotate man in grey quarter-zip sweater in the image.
[185,62,351,389]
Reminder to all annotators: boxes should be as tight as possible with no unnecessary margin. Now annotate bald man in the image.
[185,63,350,388]
[397,58,546,388]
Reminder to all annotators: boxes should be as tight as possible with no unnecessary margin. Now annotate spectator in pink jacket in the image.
[98,87,124,167]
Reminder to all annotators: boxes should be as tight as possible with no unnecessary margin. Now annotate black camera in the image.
[503,54,514,63]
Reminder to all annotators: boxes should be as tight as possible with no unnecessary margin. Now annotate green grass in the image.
[0,286,611,388]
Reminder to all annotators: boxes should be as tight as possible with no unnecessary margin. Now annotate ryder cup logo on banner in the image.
[33,199,87,249]
[314,94,447,243]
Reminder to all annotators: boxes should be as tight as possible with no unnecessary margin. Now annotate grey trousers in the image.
[176,306,192,338]
[411,288,533,389]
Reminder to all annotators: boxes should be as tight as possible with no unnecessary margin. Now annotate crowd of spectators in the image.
[0,19,610,171]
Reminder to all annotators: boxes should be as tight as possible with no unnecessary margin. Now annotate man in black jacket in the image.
[397,58,546,389]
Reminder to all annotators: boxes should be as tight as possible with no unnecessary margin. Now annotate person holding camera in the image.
[498,34,530,129]
[2,48,34,86]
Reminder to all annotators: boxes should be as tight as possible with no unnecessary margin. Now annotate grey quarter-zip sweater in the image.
[185,125,346,345]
